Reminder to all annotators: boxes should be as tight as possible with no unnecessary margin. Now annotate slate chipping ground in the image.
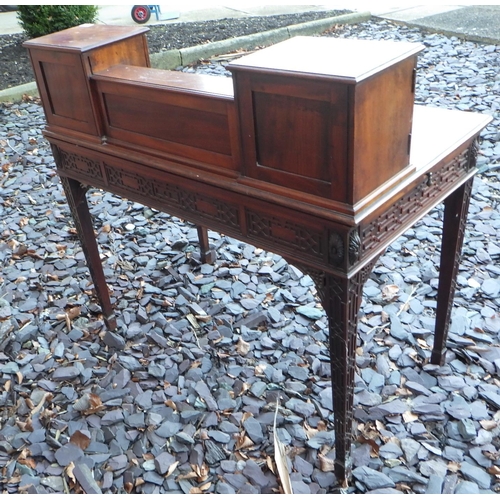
[1,18,500,495]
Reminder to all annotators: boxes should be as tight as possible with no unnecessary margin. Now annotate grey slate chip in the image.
[352,466,395,490]
[107,454,128,471]
[243,417,264,443]
[52,366,80,381]
[54,443,84,466]
[73,463,102,494]
[205,439,226,465]
[154,451,176,475]
[454,480,480,494]
[460,461,491,489]
[103,330,126,349]
[242,459,270,487]
[208,430,231,443]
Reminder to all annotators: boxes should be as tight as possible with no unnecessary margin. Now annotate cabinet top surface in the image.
[229,36,424,82]
[23,24,149,52]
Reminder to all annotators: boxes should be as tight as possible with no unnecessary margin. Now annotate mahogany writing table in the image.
[24,25,491,483]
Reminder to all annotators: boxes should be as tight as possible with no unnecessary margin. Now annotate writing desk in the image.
[24,25,491,483]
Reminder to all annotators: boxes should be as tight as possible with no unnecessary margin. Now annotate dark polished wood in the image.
[24,25,491,484]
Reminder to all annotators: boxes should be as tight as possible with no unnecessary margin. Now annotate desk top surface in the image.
[228,36,424,83]
[411,105,491,171]
[23,24,149,53]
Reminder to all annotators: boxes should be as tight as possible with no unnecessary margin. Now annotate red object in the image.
[131,5,151,24]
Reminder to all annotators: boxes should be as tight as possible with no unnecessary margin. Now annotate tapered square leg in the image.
[60,176,117,330]
[196,225,216,264]
[294,261,376,484]
[432,178,473,365]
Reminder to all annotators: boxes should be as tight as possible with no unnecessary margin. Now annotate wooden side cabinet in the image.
[229,37,423,211]
[23,24,150,137]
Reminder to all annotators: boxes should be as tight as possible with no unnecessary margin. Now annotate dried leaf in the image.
[304,422,319,439]
[318,454,336,472]
[395,388,413,397]
[165,399,177,411]
[236,338,250,356]
[487,465,500,476]
[18,457,36,469]
[189,487,203,494]
[30,392,49,416]
[273,399,293,494]
[65,463,76,482]
[480,420,498,431]
[395,483,412,492]
[177,471,198,481]
[382,284,400,301]
[124,482,134,494]
[447,462,460,473]
[235,434,254,450]
[89,393,103,409]
[199,482,211,491]
[65,313,72,331]
[254,364,267,376]
[66,306,81,320]
[266,455,275,474]
[70,430,91,450]
[416,338,430,349]
[241,412,253,424]
[483,450,500,461]
[317,420,327,431]
[402,411,419,423]
[357,435,380,457]
[165,461,179,477]
[75,393,104,415]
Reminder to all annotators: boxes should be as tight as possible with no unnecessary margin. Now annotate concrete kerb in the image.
[0,11,371,103]
[152,11,371,69]
[387,18,500,47]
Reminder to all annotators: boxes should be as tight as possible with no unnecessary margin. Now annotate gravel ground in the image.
[1,17,500,495]
[0,10,348,90]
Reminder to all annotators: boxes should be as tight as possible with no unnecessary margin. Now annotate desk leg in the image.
[296,261,375,484]
[196,225,216,264]
[431,178,473,365]
[60,176,117,331]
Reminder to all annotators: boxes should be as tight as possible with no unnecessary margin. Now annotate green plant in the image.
[17,5,99,38]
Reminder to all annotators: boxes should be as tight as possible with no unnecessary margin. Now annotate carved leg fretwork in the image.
[432,178,473,365]
[293,260,376,484]
[60,176,117,330]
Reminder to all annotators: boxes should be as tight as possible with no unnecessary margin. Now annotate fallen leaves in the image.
[73,393,104,414]
[236,337,250,356]
[55,306,82,331]
[69,430,91,450]
[382,284,400,301]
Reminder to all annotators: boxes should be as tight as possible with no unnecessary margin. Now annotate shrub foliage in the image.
[17,5,99,38]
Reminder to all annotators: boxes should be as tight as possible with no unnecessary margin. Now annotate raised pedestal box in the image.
[23,24,150,137]
[229,36,424,210]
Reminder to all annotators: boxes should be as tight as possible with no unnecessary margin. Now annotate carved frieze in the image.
[55,147,103,180]
[103,163,240,230]
[360,146,472,259]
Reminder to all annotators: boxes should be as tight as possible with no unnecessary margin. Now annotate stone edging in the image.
[0,11,371,103]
